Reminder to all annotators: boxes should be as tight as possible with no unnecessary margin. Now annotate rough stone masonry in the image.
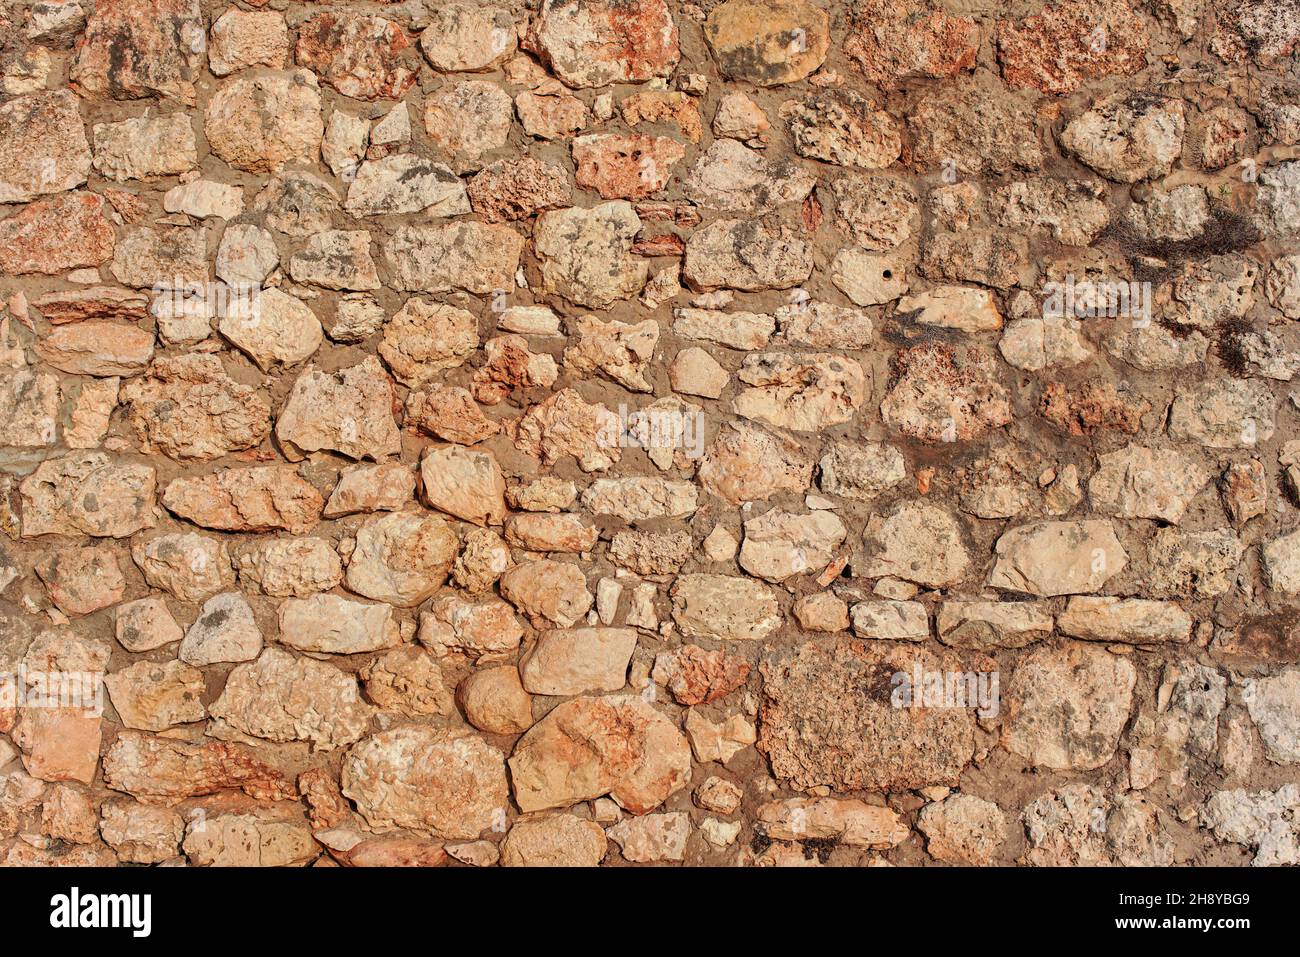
[0,0,1297,867]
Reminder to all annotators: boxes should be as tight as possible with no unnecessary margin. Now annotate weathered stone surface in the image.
[882,344,1012,443]
[205,70,323,174]
[218,288,322,370]
[671,574,781,641]
[164,179,244,219]
[508,695,691,814]
[851,600,929,641]
[130,532,231,603]
[362,646,454,719]
[520,627,637,696]
[1057,597,1192,644]
[163,466,322,535]
[698,422,813,505]
[99,800,184,864]
[342,726,507,838]
[673,308,774,350]
[92,113,196,183]
[704,0,829,86]
[732,353,865,432]
[500,560,592,628]
[379,300,477,388]
[759,638,977,791]
[0,192,115,276]
[1003,643,1136,770]
[528,0,679,88]
[424,80,513,172]
[1167,379,1276,449]
[652,646,750,706]
[418,445,507,527]
[1263,529,1300,595]
[863,502,971,588]
[183,811,316,867]
[508,513,599,554]
[115,597,183,653]
[785,90,902,170]
[910,81,1043,175]
[844,0,978,88]
[1202,785,1300,867]
[209,8,290,76]
[276,358,401,461]
[420,3,516,72]
[420,594,523,660]
[1087,445,1209,524]
[0,91,92,203]
[989,521,1127,596]
[501,814,606,867]
[937,601,1054,650]
[105,660,205,732]
[236,539,342,599]
[386,222,523,296]
[683,219,813,292]
[818,442,905,501]
[346,155,469,217]
[1061,93,1185,183]
[917,794,1008,865]
[739,509,846,582]
[102,731,296,805]
[211,649,372,751]
[997,0,1149,95]
[36,546,124,617]
[179,592,262,666]
[110,224,209,289]
[758,797,908,848]
[324,464,414,519]
[69,0,202,102]
[280,594,401,655]
[534,203,647,307]
[35,322,153,378]
[581,477,697,522]
[20,452,156,539]
[608,811,690,862]
[346,511,459,607]
[0,369,59,449]
[573,133,685,201]
[468,158,570,223]
[295,13,415,101]
[122,356,270,461]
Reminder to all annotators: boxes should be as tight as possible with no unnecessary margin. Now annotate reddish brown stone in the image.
[70,0,204,104]
[1039,381,1149,435]
[844,0,979,89]
[572,134,685,201]
[467,158,571,223]
[32,287,149,325]
[0,193,115,276]
[299,768,351,830]
[653,645,751,705]
[102,731,298,806]
[526,0,680,88]
[161,466,324,535]
[295,13,416,101]
[997,0,1149,96]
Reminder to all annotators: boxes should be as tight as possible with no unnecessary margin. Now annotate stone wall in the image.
[0,0,1298,867]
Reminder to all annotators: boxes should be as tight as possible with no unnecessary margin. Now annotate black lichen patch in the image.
[800,836,841,864]
[1216,317,1254,377]
[1099,207,1261,285]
